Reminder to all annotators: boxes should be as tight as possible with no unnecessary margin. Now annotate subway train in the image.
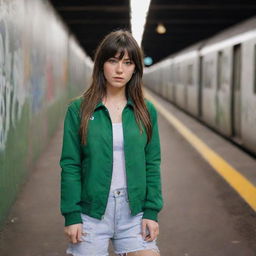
[143,16,256,156]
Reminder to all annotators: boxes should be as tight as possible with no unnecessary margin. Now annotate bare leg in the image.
[117,248,160,256]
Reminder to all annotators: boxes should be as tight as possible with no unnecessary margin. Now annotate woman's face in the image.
[103,50,135,89]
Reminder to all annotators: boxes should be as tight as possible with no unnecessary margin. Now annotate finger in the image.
[71,233,78,244]
[146,228,157,242]
[145,234,154,242]
[153,227,158,238]
[144,227,152,242]
[145,234,152,242]
[77,227,83,242]
[141,221,147,239]
[152,230,157,240]
[148,225,154,240]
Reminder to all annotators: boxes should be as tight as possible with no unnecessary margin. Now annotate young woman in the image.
[60,30,163,256]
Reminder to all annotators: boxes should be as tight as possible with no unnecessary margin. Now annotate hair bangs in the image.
[102,35,137,63]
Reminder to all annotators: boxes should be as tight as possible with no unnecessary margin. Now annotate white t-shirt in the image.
[110,122,127,191]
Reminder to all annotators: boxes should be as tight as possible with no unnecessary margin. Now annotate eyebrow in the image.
[112,57,131,60]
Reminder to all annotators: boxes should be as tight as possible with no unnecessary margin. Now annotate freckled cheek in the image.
[103,65,113,80]
[125,69,135,81]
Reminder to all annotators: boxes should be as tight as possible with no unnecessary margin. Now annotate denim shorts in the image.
[66,187,160,256]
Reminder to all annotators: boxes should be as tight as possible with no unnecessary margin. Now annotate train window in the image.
[175,65,181,84]
[233,44,241,91]
[182,67,187,85]
[204,60,213,88]
[187,64,193,86]
[254,45,256,94]
[223,55,229,88]
[218,51,229,90]
[170,64,173,84]
[217,51,223,90]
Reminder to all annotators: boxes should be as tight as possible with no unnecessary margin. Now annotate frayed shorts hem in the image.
[66,248,109,256]
[114,246,160,255]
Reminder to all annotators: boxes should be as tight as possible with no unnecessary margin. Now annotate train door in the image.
[231,44,241,140]
[173,65,178,103]
[170,62,174,102]
[184,64,188,109]
[198,56,203,117]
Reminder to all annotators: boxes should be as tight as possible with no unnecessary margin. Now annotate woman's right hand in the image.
[64,223,84,244]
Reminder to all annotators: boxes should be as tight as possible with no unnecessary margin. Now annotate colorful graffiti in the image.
[0,0,92,231]
[0,18,27,152]
[0,0,71,151]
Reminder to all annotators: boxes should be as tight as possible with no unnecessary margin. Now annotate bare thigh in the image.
[117,249,160,256]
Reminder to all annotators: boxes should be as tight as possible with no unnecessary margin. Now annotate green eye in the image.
[108,59,117,63]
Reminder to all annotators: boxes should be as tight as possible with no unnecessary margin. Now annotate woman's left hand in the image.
[141,218,159,242]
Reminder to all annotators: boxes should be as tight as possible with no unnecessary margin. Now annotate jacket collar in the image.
[94,96,134,111]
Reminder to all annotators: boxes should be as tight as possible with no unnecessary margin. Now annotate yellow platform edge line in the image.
[145,90,256,211]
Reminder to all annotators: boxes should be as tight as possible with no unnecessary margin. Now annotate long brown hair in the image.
[76,29,152,145]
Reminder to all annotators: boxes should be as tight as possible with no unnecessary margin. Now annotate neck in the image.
[104,84,127,102]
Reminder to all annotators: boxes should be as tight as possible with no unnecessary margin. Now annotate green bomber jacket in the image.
[60,96,163,226]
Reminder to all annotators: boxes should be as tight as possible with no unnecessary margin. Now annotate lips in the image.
[113,77,124,80]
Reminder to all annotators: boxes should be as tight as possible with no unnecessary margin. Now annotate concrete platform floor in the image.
[0,91,256,256]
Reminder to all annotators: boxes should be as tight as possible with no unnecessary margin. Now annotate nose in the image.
[116,62,123,74]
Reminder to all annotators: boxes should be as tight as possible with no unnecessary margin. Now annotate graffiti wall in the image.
[0,0,92,228]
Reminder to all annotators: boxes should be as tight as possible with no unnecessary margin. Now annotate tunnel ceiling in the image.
[50,0,256,64]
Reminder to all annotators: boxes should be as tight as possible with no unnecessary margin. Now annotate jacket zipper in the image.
[122,106,130,205]
[103,107,113,219]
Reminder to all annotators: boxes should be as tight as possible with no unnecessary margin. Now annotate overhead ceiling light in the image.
[144,56,153,66]
[130,0,152,46]
[156,23,166,34]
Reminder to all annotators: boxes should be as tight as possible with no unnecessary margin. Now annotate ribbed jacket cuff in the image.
[142,209,158,222]
[64,211,83,226]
